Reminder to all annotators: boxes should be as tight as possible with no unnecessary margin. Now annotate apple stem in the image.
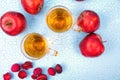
[102,40,107,43]
[6,22,12,26]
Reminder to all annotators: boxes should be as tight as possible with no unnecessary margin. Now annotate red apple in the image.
[79,33,105,57]
[21,0,44,15]
[77,10,100,33]
[0,11,26,36]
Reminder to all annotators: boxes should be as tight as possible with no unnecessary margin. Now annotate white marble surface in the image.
[0,0,120,80]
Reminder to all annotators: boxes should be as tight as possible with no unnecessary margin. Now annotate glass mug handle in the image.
[47,48,58,56]
[71,15,82,32]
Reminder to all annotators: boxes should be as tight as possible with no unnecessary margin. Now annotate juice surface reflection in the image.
[22,33,47,59]
[46,6,73,32]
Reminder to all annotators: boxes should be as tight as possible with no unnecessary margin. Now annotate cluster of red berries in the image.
[3,61,62,80]
[48,64,62,76]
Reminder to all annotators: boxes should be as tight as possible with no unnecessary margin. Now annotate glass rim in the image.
[46,5,73,15]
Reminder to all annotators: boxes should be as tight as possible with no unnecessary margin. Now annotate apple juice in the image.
[46,6,73,32]
[21,33,48,59]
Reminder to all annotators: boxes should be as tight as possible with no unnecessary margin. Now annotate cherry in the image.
[37,74,47,80]
[21,61,33,70]
[11,63,21,72]
[48,67,56,76]
[55,64,62,73]
[31,74,37,79]
[77,10,100,33]
[18,70,27,79]
[79,33,105,57]
[3,72,12,80]
[33,67,42,75]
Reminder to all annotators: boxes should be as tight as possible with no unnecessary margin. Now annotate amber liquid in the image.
[22,33,47,59]
[46,6,73,32]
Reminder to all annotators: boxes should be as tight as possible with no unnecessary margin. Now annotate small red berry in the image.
[37,74,47,80]
[11,63,21,72]
[48,67,56,76]
[3,72,12,80]
[18,70,27,79]
[55,64,62,73]
[33,67,42,75]
[77,10,100,33]
[22,61,33,70]
[31,74,37,79]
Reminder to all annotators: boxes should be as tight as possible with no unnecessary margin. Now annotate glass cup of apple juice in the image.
[21,33,58,60]
[46,5,75,33]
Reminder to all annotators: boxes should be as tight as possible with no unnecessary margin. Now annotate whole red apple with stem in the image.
[21,0,44,15]
[79,33,105,57]
[0,11,26,36]
[77,10,100,33]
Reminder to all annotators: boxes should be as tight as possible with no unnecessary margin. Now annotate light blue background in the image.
[0,0,120,80]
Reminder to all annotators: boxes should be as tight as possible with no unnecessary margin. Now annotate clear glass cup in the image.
[46,5,80,33]
[21,33,58,60]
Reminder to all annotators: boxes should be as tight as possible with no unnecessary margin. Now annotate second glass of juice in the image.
[21,33,57,60]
